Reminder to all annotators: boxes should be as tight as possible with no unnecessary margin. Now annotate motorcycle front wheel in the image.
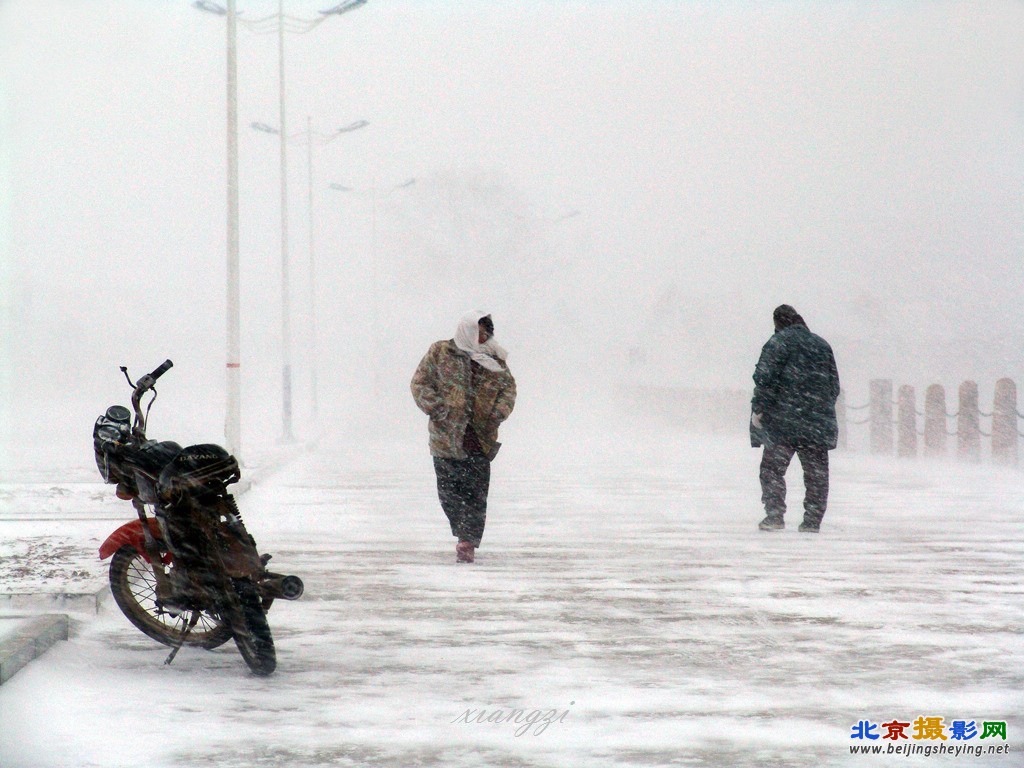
[108,545,233,649]
[224,577,276,676]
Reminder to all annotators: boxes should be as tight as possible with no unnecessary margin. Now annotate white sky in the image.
[2,1,1024,459]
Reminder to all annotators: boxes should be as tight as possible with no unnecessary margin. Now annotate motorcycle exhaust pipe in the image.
[260,573,304,600]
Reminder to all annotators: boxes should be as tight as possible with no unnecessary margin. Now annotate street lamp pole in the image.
[264,0,366,442]
[226,0,242,460]
[194,0,243,459]
[255,118,368,428]
[306,116,318,423]
[275,0,295,442]
[328,178,415,398]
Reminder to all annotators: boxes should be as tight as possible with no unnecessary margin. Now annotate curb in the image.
[0,586,108,615]
[0,614,70,685]
[0,588,106,686]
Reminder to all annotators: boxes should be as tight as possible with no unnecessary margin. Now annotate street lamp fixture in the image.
[335,120,369,135]
[193,0,227,14]
[327,178,416,195]
[251,121,278,134]
[320,0,369,15]
[253,120,369,141]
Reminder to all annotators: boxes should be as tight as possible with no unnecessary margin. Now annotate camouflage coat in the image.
[411,340,516,459]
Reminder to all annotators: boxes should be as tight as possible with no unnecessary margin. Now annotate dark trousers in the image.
[760,443,830,525]
[433,456,491,547]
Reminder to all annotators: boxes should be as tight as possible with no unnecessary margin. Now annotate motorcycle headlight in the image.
[96,424,122,444]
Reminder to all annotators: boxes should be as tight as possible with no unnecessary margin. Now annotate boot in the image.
[758,515,784,531]
[456,540,475,563]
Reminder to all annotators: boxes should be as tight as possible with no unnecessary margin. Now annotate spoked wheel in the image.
[108,545,232,649]
[224,578,276,676]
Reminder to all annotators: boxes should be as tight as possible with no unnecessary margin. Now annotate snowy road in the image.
[1,428,1022,767]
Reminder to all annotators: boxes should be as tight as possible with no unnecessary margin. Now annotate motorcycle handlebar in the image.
[134,359,173,394]
[150,359,174,381]
[128,359,173,439]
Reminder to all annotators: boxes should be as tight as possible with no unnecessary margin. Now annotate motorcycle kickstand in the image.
[164,610,201,666]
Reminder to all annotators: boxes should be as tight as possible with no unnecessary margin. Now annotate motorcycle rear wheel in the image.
[108,545,233,649]
[225,578,276,676]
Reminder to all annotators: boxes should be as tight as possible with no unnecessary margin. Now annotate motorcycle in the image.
[95,360,303,675]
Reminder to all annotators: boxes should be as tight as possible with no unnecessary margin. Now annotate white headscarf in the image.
[453,310,508,372]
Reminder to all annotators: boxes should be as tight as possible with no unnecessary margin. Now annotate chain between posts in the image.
[846,398,961,419]
[843,380,1020,460]
[846,405,979,421]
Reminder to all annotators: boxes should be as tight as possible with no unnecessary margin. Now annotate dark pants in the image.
[433,456,491,547]
[760,443,830,525]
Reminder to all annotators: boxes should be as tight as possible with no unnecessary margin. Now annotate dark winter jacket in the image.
[750,324,840,449]
[411,340,516,460]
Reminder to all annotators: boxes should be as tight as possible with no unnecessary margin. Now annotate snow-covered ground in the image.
[1,425,1021,767]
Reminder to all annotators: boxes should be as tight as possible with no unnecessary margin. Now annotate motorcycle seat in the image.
[158,443,241,500]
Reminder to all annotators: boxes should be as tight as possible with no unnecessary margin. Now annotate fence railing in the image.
[840,378,1021,465]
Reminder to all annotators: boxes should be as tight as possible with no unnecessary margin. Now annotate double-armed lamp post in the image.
[253,118,369,424]
[193,0,368,446]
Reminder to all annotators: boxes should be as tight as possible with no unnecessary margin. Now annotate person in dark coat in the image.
[750,305,840,532]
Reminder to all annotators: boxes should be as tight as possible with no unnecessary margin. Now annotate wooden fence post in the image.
[957,380,981,462]
[991,377,1018,466]
[870,379,893,455]
[924,384,947,457]
[897,385,917,458]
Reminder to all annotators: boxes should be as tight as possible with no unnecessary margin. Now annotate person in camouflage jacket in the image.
[411,311,516,562]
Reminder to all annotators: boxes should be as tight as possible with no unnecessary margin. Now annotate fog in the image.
[2,1,1024,472]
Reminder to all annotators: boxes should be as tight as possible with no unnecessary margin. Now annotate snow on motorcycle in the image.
[94,359,303,675]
